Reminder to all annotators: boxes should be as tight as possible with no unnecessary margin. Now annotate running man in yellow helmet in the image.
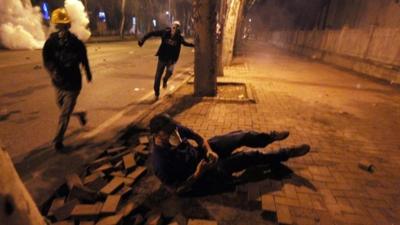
[43,8,93,151]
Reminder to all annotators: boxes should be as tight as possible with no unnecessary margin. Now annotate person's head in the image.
[149,113,177,141]
[171,20,181,36]
[51,8,71,31]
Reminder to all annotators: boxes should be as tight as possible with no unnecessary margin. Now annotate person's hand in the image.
[86,74,92,83]
[138,39,144,47]
[194,159,213,178]
[206,149,219,163]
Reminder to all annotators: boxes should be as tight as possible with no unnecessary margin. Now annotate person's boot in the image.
[75,112,87,126]
[286,144,310,158]
[162,81,167,89]
[270,131,290,141]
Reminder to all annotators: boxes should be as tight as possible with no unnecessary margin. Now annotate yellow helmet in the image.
[50,8,70,24]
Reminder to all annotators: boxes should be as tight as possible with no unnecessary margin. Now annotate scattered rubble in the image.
[42,133,150,225]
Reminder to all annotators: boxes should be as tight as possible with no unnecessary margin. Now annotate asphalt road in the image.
[0,40,194,160]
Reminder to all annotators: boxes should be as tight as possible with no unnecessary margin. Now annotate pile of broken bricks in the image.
[43,134,220,225]
[44,135,150,225]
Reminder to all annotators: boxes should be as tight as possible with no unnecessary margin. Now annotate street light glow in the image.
[166,11,170,15]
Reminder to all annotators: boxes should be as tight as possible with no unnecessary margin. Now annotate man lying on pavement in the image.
[149,113,310,194]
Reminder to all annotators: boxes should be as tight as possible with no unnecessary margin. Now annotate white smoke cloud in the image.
[65,0,91,41]
[0,0,46,50]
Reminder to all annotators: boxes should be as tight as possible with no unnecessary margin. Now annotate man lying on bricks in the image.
[149,113,311,194]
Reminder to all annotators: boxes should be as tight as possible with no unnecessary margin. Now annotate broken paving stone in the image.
[139,136,149,145]
[276,205,293,225]
[146,214,163,225]
[71,202,103,218]
[48,197,65,216]
[187,219,218,225]
[84,172,105,184]
[118,177,135,186]
[127,166,147,183]
[100,177,125,195]
[86,177,108,192]
[261,195,276,213]
[88,156,111,168]
[169,222,179,225]
[106,146,127,155]
[68,185,98,203]
[118,201,138,217]
[101,195,121,214]
[114,160,123,170]
[110,171,125,177]
[53,199,79,221]
[96,214,123,225]
[117,186,132,198]
[123,153,136,171]
[358,160,375,173]
[91,163,113,174]
[66,173,83,190]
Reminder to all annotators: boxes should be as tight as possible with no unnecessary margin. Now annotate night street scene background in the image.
[0,0,399,225]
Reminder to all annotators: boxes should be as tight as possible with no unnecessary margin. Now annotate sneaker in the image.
[286,144,310,158]
[54,142,65,151]
[162,82,167,89]
[271,131,289,141]
[76,112,87,126]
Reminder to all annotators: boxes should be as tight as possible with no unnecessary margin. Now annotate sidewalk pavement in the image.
[131,42,400,225]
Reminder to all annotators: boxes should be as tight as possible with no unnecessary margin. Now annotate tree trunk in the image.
[216,0,227,76]
[193,0,218,97]
[119,0,126,39]
[222,0,244,66]
[0,146,46,225]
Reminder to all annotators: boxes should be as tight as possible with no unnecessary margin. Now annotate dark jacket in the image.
[141,28,194,63]
[151,125,206,187]
[42,30,92,91]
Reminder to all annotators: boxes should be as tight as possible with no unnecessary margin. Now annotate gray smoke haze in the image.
[0,0,46,49]
[0,0,91,50]
[249,0,324,32]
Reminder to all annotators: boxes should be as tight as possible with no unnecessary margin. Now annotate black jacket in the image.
[141,28,194,63]
[42,30,92,91]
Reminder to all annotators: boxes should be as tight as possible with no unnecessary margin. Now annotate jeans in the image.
[154,59,175,96]
[207,130,289,174]
[53,88,80,144]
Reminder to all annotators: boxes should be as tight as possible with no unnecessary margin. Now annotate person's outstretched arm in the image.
[181,36,194,47]
[138,30,164,47]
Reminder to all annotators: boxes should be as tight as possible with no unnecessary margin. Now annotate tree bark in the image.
[193,0,218,97]
[119,0,126,39]
[216,0,227,76]
[0,146,46,225]
[222,0,244,66]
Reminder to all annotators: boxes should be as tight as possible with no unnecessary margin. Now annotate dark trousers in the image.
[154,59,174,96]
[53,88,80,144]
[207,130,289,174]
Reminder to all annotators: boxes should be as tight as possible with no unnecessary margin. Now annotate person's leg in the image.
[154,60,166,97]
[162,61,175,88]
[53,90,79,149]
[219,144,310,174]
[207,130,289,159]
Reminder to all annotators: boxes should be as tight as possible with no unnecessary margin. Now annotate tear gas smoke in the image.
[0,0,46,50]
[0,0,91,50]
[64,0,91,41]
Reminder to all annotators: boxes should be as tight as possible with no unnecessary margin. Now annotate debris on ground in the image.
[358,159,375,173]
